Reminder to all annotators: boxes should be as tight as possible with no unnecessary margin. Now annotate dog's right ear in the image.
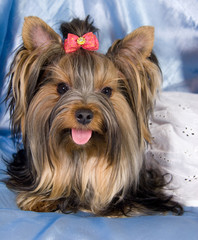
[6,17,63,140]
[22,16,62,51]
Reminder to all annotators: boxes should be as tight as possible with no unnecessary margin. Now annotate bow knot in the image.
[64,32,99,53]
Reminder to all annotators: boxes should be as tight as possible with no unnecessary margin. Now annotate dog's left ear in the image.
[126,26,154,58]
[107,26,154,63]
[107,26,160,144]
[22,16,62,51]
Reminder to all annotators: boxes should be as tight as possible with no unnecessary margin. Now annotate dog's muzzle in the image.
[71,108,94,145]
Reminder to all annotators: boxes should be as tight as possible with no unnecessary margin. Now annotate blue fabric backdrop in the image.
[0,0,198,239]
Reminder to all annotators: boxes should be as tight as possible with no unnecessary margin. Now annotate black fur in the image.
[5,149,35,191]
[60,15,98,39]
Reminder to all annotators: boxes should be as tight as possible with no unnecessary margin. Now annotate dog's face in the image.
[31,52,124,158]
[6,16,163,216]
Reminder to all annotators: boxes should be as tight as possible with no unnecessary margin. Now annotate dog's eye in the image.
[101,87,112,98]
[57,82,69,95]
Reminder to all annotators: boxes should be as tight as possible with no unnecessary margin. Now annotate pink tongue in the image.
[71,129,92,145]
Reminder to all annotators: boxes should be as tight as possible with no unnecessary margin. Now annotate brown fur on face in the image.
[5,16,183,217]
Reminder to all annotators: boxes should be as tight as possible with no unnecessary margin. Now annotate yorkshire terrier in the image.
[4,16,183,217]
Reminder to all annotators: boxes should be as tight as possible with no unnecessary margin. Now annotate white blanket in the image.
[147,92,198,207]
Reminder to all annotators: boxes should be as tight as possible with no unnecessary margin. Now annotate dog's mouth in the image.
[71,128,92,145]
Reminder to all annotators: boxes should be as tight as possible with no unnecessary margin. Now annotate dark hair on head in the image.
[60,15,98,39]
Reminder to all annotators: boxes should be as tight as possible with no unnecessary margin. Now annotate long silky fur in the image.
[4,16,183,217]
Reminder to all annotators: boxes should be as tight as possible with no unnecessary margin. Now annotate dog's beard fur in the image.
[4,16,183,216]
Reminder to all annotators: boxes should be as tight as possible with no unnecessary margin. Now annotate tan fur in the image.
[6,17,165,216]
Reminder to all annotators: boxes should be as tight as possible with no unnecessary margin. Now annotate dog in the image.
[4,16,183,217]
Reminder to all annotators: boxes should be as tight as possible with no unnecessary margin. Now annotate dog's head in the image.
[6,16,162,215]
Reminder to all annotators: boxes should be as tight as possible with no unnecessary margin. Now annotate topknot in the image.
[60,15,98,39]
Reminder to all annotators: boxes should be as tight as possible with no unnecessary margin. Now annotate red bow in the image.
[64,32,99,53]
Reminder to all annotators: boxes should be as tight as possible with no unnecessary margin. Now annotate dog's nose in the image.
[75,109,93,125]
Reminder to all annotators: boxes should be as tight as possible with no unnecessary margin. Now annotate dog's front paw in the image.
[18,195,60,212]
[29,200,59,212]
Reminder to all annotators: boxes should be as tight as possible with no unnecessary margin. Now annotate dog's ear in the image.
[6,17,63,140]
[107,26,161,144]
[118,26,154,59]
[22,16,62,51]
[107,26,154,65]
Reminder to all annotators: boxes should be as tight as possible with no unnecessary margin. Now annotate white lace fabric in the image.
[146,92,198,207]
